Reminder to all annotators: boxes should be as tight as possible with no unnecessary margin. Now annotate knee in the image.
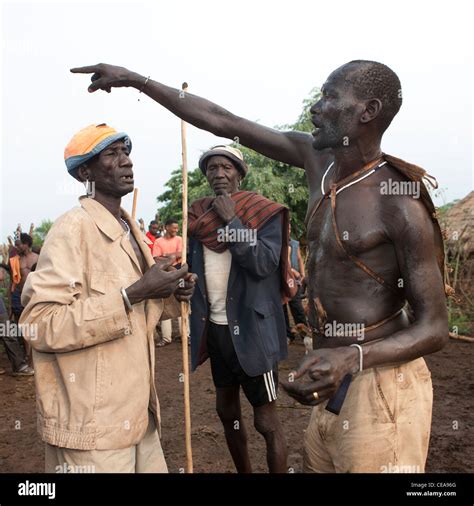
[216,405,240,426]
[254,411,280,437]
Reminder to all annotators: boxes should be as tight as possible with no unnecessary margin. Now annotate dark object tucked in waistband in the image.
[326,373,352,415]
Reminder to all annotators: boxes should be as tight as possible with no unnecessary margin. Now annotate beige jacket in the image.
[20,197,180,450]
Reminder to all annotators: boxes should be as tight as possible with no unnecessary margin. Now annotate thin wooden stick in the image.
[449,332,474,343]
[131,188,139,221]
[180,81,193,473]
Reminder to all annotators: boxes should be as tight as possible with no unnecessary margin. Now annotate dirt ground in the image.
[0,336,472,473]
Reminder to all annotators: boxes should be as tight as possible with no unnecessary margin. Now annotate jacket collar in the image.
[79,196,154,273]
[80,196,124,241]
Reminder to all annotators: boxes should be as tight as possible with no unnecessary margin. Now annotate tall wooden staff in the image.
[180,82,193,473]
[131,188,139,221]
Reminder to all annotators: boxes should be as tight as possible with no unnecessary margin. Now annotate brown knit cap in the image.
[198,145,248,177]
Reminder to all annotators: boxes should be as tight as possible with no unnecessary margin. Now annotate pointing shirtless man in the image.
[71,60,449,473]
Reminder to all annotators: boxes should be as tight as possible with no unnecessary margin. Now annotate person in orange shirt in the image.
[152,218,182,266]
[152,219,183,346]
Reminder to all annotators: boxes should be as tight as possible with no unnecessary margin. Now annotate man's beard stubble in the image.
[312,110,354,151]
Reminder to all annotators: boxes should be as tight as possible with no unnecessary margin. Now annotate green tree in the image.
[32,219,53,248]
[157,167,209,224]
[156,87,321,242]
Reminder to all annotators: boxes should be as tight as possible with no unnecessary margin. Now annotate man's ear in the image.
[77,164,91,182]
[360,98,382,123]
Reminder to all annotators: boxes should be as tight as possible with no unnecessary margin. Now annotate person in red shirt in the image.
[146,220,160,251]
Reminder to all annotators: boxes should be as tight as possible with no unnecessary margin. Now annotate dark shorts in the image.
[206,321,278,407]
[11,287,23,319]
[0,297,7,318]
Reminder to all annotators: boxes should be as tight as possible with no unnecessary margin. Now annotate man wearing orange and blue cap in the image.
[64,123,132,179]
[20,123,196,473]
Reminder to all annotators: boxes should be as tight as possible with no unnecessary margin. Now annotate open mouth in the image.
[120,175,134,183]
[311,120,324,136]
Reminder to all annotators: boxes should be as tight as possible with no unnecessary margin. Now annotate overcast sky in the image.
[1,0,472,241]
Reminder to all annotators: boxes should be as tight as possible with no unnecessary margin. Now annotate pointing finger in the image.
[70,65,100,74]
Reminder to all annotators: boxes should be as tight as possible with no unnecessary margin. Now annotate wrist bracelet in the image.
[138,75,150,94]
[121,287,133,312]
[350,343,363,372]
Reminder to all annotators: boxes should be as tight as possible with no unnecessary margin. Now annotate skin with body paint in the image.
[70,63,448,408]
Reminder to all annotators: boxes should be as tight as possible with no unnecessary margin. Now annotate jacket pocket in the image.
[90,271,107,295]
[254,301,279,357]
[254,300,275,319]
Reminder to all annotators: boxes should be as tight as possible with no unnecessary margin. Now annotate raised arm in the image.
[71,63,314,169]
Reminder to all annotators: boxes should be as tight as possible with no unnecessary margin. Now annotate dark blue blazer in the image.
[188,213,288,377]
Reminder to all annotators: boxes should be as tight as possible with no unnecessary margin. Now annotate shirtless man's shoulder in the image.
[26,251,39,265]
[374,163,438,236]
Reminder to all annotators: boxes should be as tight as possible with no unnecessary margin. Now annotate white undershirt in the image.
[203,245,232,325]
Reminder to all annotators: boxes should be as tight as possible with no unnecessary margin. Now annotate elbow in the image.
[20,316,49,352]
[428,318,449,353]
[254,259,280,279]
[206,109,237,138]
[194,117,220,136]
[18,311,38,345]
[435,329,449,352]
[247,248,280,279]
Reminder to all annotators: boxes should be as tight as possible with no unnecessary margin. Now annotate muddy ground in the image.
[0,336,472,473]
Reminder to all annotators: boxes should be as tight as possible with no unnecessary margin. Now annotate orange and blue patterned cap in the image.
[64,123,131,177]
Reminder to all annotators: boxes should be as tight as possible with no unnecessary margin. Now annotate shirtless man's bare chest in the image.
[303,154,411,349]
[19,251,39,290]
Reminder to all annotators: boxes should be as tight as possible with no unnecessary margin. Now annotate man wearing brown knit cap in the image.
[186,145,295,473]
